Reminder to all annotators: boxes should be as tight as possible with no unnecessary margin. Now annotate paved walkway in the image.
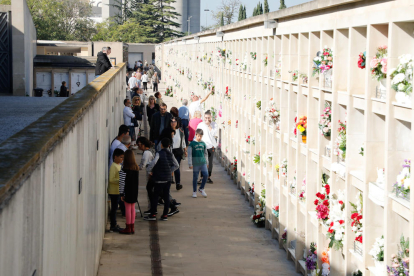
[97,84,298,276]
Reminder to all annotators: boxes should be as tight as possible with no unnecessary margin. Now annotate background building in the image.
[171,0,201,34]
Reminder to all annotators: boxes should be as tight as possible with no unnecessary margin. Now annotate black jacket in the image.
[132,103,144,121]
[147,104,160,124]
[95,51,112,76]
[60,85,69,97]
[152,149,176,183]
[150,112,173,142]
[119,169,139,203]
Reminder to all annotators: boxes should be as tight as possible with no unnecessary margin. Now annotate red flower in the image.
[314,199,319,205]
[323,200,329,206]
[275,206,279,211]
[339,220,344,224]
[355,236,363,243]
[319,194,326,200]
[351,213,358,219]
[338,200,343,205]
[316,192,321,197]
[328,228,334,234]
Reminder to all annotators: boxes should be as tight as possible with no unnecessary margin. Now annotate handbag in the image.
[132,117,138,127]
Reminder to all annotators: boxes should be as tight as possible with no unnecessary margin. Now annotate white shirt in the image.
[188,100,202,118]
[123,106,135,126]
[109,143,127,168]
[172,129,186,149]
[128,76,138,89]
[109,138,121,166]
[141,74,149,82]
[195,121,218,149]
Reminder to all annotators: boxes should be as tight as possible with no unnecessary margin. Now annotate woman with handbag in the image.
[132,96,144,138]
[152,72,159,92]
[170,117,187,191]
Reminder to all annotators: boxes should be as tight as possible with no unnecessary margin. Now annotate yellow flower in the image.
[298,126,305,132]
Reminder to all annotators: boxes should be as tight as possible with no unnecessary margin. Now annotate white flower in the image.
[398,83,406,91]
[392,73,406,84]
[399,54,412,64]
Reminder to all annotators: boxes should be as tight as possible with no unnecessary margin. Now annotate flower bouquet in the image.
[390,54,413,105]
[289,70,299,82]
[296,116,307,141]
[280,159,288,178]
[224,86,231,100]
[226,50,232,65]
[369,235,385,272]
[248,183,255,196]
[358,52,366,69]
[263,56,268,67]
[211,107,217,122]
[231,157,237,178]
[263,152,273,164]
[300,73,308,84]
[299,177,306,203]
[314,173,330,224]
[235,59,239,66]
[272,205,279,218]
[256,101,261,110]
[282,228,287,243]
[392,159,411,201]
[251,189,266,227]
[264,100,280,124]
[165,86,173,97]
[211,85,215,95]
[305,243,317,274]
[290,174,297,195]
[312,47,333,76]
[245,135,251,144]
[333,120,346,161]
[253,153,261,164]
[203,53,207,60]
[350,192,363,245]
[217,47,226,61]
[241,53,248,71]
[387,235,409,276]
[250,52,257,60]
[352,270,362,276]
[370,46,387,82]
[275,68,281,78]
[319,103,332,137]
[326,190,346,251]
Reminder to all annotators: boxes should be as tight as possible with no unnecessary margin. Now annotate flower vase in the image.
[302,135,307,144]
[395,91,412,106]
[376,79,387,100]
[323,69,332,88]
[374,260,385,272]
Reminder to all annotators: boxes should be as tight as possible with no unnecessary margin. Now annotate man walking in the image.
[195,110,218,183]
[150,103,172,145]
[189,91,213,119]
[128,73,138,99]
[95,47,112,77]
[178,99,190,146]
[123,99,138,150]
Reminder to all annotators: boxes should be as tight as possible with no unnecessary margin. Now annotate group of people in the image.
[106,70,218,234]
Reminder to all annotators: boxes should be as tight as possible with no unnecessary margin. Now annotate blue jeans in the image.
[181,119,189,146]
[129,126,135,140]
[193,164,208,192]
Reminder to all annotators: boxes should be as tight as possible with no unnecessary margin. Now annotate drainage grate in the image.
[149,221,163,276]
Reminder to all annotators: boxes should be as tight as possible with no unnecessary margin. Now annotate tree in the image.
[279,0,287,9]
[220,13,224,26]
[93,19,156,43]
[243,5,247,19]
[0,0,11,4]
[253,7,257,16]
[264,0,269,13]
[260,3,264,14]
[238,4,243,21]
[211,0,241,26]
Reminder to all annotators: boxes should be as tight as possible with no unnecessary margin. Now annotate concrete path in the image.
[97,84,298,276]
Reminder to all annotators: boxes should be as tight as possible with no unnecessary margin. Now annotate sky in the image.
[200,0,312,27]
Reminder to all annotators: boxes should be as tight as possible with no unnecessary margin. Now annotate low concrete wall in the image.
[0,63,126,276]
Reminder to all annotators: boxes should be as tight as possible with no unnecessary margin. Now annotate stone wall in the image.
[0,64,126,276]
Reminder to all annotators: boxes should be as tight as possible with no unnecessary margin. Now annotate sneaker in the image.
[160,215,168,221]
[207,178,214,184]
[198,188,207,197]
[167,208,180,217]
[143,214,157,221]
[176,183,183,190]
[192,192,197,198]
[171,181,175,184]
[158,198,164,205]
[143,210,157,215]
[172,199,181,206]
[109,225,122,232]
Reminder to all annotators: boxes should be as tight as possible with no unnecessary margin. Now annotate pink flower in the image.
[370,57,379,68]
[219,110,222,117]
[380,58,387,73]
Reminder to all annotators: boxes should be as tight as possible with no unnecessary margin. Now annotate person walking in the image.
[146,95,160,127]
[144,138,179,221]
[141,71,149,91]
[126,72,130,86]
[123,99,138,149]
[188,129,208,198]
[188,111,202,144]
[152,72,160,92]
[132,96,144,137]
[136,69,142,90]
[169,107,182,130]
[95,47,112,77]
[118,150,140,234]
[60,81,69,97]
[170,118,186,191]
[155,92,165,106]
[148,66,154,89]
[195,110,218,184]
[178,99,190,145]
[108,148,125,232]
[189,92,213,118]
[128,73,139,99]
[150,103,172,145]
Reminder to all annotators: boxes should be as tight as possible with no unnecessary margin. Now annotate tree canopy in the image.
[211,0,241,27]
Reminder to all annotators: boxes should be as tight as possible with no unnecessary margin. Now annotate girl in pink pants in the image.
[119,150,140,234]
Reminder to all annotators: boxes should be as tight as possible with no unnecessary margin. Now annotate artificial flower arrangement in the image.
[250,52,257,60]
[165,86,173,97]
[296,116,307,137]
[221,120,226,130]
[211,107,217,122]
[245,135,251,144]
[235,59,239,66]
[319,103,332,137]
[280,159,288,178]
[320,249,331,276]
[228,120,231,126]
[387,235,410,276]
[224,86,231,100]
[312,47,334,76]
[392,159,411,201]
[359,143,364,156]
[251,136,256,145]
[358,52,366,69]
[369,235,385,270]
[272,205,279,218]
[326,190,346,251]
[248,183,255,196]
[290,174,297,195]
[289,70,299,82]
[231,157,238,178]
[350,192,363,245]
[187,69,192,81]
[390,54,413,105]
[263,152,273,165]
[207,55,212,64]
[300,73,308,84]
[333,120,347,161]
[226,50,232,65]
[263,55,268,67]
[241,53,248,71]
[352,270,362,276]
[264,99,280,123]
[282,228,287,243]
[275,68,281,78]
[370,46,387,81]
[211,85,215,95]
[256,100,261,110]
[314,173,331,224]
[253,152,261,164]
[251,189,266,227]
[216,47,226,62]
[293,117,298,137]
[305,242,317,274]
[203,53,207,60]
[299,177,306,203]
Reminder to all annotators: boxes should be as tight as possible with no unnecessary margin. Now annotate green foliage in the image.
[264,0,270,13]
[0,0,11,4]
[253,7,257,16]
[220,13,224,26]
[238,4,243,21]
[279,0,287,10]
[243,5,247,19]
[93,19,157,43]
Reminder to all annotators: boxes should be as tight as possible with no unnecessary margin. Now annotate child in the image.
[144,138,179,221]
[119,150,140,234]
[188,129,208,198]
[108,148,125,232]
